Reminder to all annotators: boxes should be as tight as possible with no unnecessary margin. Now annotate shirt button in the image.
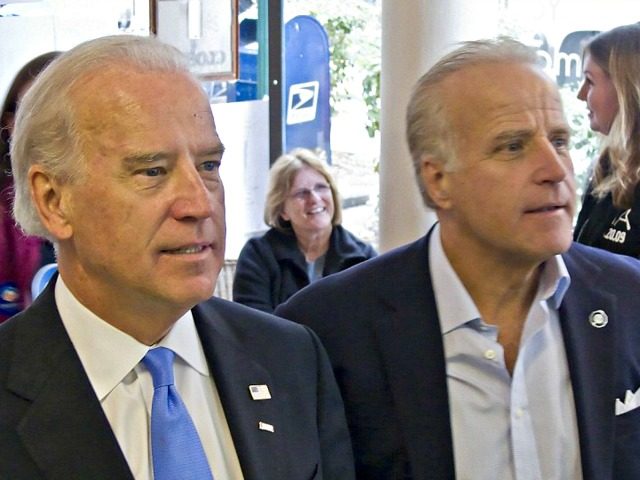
[483,349,497,360]
[515,408,524,418]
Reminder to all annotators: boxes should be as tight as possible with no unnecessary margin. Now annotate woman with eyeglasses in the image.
[233,148,376,313]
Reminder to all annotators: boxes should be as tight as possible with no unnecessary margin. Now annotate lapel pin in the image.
[249,384,272,400]
[589,310,608,328]
[259,421,275,433]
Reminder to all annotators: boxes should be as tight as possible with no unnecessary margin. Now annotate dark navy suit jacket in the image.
[277,232,640,480]
[0,278,355,480]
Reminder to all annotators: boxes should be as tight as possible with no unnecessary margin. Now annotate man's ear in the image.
[29,165,73,240]
[419,154,453,209]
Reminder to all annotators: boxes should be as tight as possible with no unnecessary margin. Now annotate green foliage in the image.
[308,3,381,138]
[322,15,365,112]
[362,68,380,138]
[559,82,602,196]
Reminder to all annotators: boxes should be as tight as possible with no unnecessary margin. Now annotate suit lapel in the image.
[359,240,620,480]
[9,280,133,480]
[194,303,286,480]
[560,247,616,480]
[371,234,455,479]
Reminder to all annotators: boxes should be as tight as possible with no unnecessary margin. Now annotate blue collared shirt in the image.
[430,225,582,480]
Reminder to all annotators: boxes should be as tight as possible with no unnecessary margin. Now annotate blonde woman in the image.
[574,24,640,256]
[233,148,376,313]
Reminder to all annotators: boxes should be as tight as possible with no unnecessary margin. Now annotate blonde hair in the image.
[264,148,342,232]
[585,23,640,209]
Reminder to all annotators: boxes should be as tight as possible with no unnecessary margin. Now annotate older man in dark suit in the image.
[277,37,640,480]
[0,35,354,480]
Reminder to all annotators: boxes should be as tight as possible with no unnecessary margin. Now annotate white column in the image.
[378,0,499,252]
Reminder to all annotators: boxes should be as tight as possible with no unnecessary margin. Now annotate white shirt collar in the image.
[540,254,571,310]
[430,224,480,335]
[55,276,210,401]
[429,223,571,334]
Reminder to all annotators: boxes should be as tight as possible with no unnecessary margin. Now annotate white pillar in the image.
[378,0,499,252]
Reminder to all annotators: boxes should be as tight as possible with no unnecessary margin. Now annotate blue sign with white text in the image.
[284,15,332,163]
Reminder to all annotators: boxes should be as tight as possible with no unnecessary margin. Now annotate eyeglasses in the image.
[289,183,331,201]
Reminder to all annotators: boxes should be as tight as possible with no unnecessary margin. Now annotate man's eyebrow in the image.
[198,144,225,157]
[122,152,174,168]
[122,144,225,165]
[549,126,571,137]
[493,129,533,143]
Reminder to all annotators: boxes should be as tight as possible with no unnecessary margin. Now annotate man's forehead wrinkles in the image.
[482,104,567,128]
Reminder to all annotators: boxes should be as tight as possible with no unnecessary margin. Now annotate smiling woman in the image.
[232,148,377,313]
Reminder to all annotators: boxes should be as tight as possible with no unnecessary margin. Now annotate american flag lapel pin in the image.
[249,384,272,400]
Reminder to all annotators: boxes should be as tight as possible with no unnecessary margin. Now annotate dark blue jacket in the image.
[233,225,376,313]
[277,232,640,480]
[0,278,356,479]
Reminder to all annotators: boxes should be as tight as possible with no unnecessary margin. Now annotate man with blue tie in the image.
[0,35,354,479]
[277,37,640,479]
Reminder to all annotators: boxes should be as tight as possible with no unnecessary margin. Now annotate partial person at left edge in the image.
[0,35,354,480]
[0,51,60,322]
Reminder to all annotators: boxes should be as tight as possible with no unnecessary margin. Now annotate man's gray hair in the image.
[405,37,540,208]
[11,35,191,238]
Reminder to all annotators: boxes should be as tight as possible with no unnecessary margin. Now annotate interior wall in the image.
[378,0,498,252]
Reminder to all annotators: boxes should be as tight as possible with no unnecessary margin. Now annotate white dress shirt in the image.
[55,277,244,480]
[430,225,583,480]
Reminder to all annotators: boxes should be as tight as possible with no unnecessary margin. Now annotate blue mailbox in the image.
[284,15,332,163]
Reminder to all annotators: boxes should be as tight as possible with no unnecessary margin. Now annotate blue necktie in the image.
[143,347,213,480]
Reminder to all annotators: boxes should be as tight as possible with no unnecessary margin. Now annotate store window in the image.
[0,1,149,101]
[282,0,381,249]
[0,0,276,259]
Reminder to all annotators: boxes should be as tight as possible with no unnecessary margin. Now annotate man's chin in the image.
[541,236,574,259]
[168,282,216,309]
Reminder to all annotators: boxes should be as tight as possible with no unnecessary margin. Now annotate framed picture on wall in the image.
[150,0,238,80]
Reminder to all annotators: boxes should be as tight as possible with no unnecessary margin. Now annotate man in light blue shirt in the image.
[277,37,640,479]
[431,222,580,479]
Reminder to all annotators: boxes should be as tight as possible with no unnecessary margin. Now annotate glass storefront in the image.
[2,0,639,254]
